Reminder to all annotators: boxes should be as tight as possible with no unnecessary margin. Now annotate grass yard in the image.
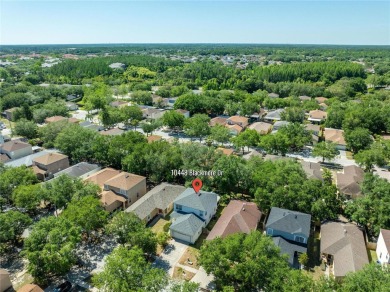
[368,249,378,263]
[345,151,354,160]
[150,217,170,234]
[304,228,325,280]
[179,247,200,269]
[172,266,196,281]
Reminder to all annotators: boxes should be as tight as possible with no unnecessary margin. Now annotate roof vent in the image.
[125,174,130,178]
[295,215,297,219]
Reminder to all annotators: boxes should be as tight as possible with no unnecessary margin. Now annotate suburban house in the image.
[227,116,249,129]
[100,128,125,136]
[170,188,219,244]
[268,92,279,98]
[142,108,165,120]
[264,109,284,122]
[66,94,78,101]
[17,284,44,292]
[226,124,243,136]
[110,100,128,108]
[249,108,267,122]
[32,152,70,181]
[176,109,190,118]
[248,122,273,135]
[336,165,364,199]
[0,269,12,292]
[209,116,228,127]
[125,183,186,222]
[315,97,328,104]
[85,168,147,212]
[206,200,262,240]
[272,121,290,132]
[3,150,58,168]
[243,150,263,160]
[0,154,10,163]
[0,140,32,160]
[324,128,347,150]
[300,161,323,181]
[376,229,390,265]
[320,221,369,280]
[80,121,104,132]
[305,124,321,136]
[265,207,311,269]
[53,162,100,179]
[319,103,328,110]
[308,110,328,123]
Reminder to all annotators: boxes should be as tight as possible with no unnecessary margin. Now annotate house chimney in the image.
[242,202,246,211]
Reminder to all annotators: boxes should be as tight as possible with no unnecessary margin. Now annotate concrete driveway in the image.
[153,239,188,276]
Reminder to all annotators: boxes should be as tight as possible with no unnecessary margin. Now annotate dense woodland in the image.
[1,45,390,291]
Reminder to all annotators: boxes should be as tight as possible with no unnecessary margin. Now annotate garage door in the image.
[171,231,191,243]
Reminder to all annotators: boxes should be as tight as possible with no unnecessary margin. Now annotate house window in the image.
[199,211,204,217]
[137,193,139,198]
[120,189,126,195]
[267,228,273,235]
[295,236,305,243]
[104,184,109,191]
[176,204,182,211]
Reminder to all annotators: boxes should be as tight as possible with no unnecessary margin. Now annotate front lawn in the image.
[179,247,200,269]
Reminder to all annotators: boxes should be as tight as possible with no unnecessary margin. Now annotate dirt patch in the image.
[150,218,170,234]
[179,247,199,269]
[172,266,195,281]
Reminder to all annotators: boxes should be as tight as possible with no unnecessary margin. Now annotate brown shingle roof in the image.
[45,116,67,123]
[324,128,346,146]
[336,165,364,198]
[100,128,124,136]
[101,190,127,207]
[209,117,227,127]
[1,140,31,152]
[217,147,234,156]
[315,97,328,104]
[380,229,390,252]
[321,221,369,277]
[309,110,328,120]
[227,116,248,124]
[207,201,261,240]
[248,122,272,134]
[104,172,146,190]
[0,153,10,162]
[33,152,68,165]
[226,124,243,134]
[84,168,121,188]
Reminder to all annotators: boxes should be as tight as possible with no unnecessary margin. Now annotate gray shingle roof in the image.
[53,162,100,178]
[170,212,204,237]
[174,188,218,213]
[126,183,186,220]
[273,236,307,267]
[266,207,311,238]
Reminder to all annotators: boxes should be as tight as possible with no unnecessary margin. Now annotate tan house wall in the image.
[104,200,123,213]
[0,272,12,292]
[34,158,70,177]
[126,179,147,205]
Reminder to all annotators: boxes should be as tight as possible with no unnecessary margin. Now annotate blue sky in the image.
[1,1,389,45]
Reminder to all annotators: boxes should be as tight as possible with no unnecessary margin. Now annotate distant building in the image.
[336,165,364,199]
[100,128,124,136]
[32,152,70,181]
[147,135,162,143]
[264,109,285,122]
[4,107,19,121]
[308,110,328,123]
[300,161,323,181]
[209,117,228,127]
[53,162,100,179]
[324,128,347,150]
[217,147,234,156]
[109,62,126,69]
[299,95,311,102]
[248,122,273,135]
[227,116,249,129]
[0,140,33,160]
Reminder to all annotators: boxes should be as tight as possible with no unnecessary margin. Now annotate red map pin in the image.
[192,178,203,193]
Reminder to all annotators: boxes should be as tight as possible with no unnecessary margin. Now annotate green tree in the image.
[162,110,185,131]
[170,281,200,292]
[199,231,290,291]
[344,127,373,153]
[13,119,39,139]
[209,124,231,146]
[54,124,98,163]
[38,120,71,148]
[312,141,339,163]
[156,232,170,248]
[184,114,211,141]
[92,246,168,292]
[83,82,112,111]
[12,184,43,213]
[121,105,143,129]
[340,263,390,292]
[281,107,305,123]
[106,212,157,254]
[0,166,38,203]
[260,132,289,156]
[298,253,309,268]
[278,123,311,151]
[141,120,161,136]
[231,129,260,154]
[355,143,387,171]
[0,210,32,245]
[132,90,153,105]
[62,195,108,237]
[22,216,81,284]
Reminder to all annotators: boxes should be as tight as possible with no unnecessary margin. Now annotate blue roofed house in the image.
[170,188,218,244]
[265,207,311,269]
